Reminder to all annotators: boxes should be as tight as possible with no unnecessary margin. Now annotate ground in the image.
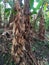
[0,29,49,65]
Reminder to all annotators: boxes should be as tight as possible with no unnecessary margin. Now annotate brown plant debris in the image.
[11,0,38,65]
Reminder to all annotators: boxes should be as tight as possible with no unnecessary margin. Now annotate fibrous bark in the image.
[11,0,38,65]
[38,15,45,40]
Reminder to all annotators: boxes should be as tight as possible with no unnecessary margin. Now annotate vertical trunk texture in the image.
[0,14,2,28]
[38,15,45,40]
[11,0,38,65]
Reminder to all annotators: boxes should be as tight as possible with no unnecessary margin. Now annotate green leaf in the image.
[30,7,37,14]
[5,8,11,18]
[36,0,40,2]
[32,11,37,14]
[29,0,34,9]
[5,8,11,12]
[0,0,2,2]
[44,5,47,11]
[36,0,43,10]
[6,11,10,17]
[47,11,49,16]
[7,0,14,7]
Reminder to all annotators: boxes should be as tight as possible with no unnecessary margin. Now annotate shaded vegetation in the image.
[0,0,49,65]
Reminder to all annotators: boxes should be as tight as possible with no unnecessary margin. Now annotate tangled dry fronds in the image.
[11,0,38,65]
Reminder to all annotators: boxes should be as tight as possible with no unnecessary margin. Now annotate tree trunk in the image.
[11,0,38,65]
[38,15,45,40]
